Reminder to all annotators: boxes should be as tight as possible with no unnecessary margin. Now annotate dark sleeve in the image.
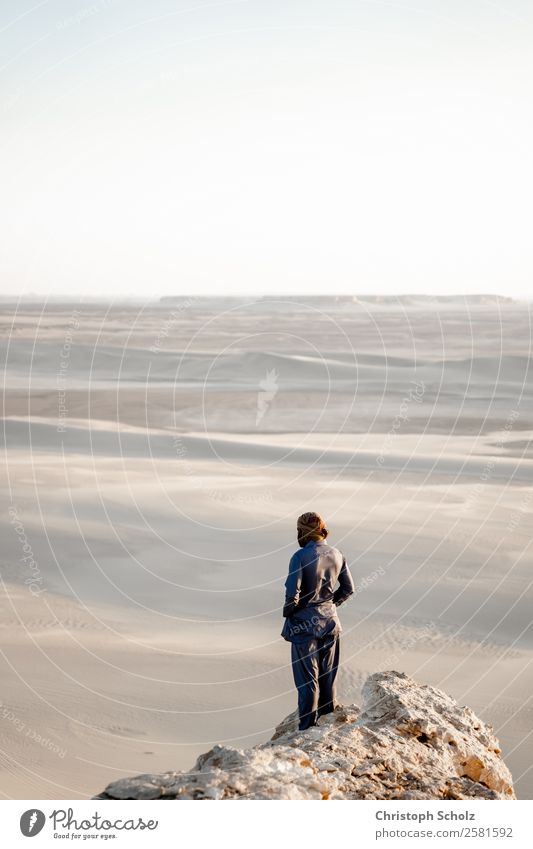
[333,556,355,607]
[282,552,302,618]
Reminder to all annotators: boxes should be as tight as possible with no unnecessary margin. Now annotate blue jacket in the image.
[281,540,354,643]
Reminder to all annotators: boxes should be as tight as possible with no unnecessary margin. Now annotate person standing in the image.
[282,512,355,730]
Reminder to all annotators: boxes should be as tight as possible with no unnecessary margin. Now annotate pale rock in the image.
[95,671,515,801]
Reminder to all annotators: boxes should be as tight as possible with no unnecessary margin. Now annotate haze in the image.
[1,0,532,297]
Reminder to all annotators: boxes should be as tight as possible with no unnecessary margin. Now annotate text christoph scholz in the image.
[376,811,475,822]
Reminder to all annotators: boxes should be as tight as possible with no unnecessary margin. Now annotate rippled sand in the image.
[1,296,532,798]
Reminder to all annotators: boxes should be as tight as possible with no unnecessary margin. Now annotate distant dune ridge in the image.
[95,672,515,801]
[159,294,517,307]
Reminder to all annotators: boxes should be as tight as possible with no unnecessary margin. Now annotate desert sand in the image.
[0,296,532,799]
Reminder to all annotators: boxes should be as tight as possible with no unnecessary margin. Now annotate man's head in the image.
[296,511,329,548]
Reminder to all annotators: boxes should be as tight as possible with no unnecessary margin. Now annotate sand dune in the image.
[1,298,532,799]
[2,418,532,484]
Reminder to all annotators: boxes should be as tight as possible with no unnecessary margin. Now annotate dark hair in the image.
[297,528,328,547]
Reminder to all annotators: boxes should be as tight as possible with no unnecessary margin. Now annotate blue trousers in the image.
[290,634,340,730]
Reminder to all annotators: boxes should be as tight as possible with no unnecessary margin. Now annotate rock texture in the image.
[95,671,515,800]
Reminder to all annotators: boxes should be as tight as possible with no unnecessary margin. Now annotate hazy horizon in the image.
[0,291,532,303]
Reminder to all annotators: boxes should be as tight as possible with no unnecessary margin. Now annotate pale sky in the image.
[1,0,532,297]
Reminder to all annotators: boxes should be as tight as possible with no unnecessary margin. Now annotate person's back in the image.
[281,512,354,729]
[287,539,352,610]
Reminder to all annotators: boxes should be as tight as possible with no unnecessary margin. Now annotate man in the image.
[282,511,355,730]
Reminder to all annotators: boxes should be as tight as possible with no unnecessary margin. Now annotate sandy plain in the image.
[0,296,532,798]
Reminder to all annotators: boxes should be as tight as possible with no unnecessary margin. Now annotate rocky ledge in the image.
[95,671,515,800]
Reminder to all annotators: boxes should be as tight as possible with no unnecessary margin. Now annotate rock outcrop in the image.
[95,671,515,800]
